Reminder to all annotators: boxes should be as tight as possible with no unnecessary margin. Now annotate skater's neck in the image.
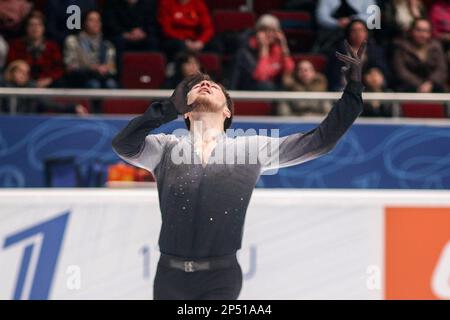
[189,113,224,144]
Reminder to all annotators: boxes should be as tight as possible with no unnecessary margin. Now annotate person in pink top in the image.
[230,14,294,90]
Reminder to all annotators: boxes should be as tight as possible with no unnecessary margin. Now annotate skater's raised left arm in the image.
[258,41,366,171]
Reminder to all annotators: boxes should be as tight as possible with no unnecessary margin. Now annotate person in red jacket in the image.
[230,14,295,90]
[158,0,220,60]
[7,11,64,88]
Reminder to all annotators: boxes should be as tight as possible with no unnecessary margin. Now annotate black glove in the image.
[168,73,205,115]
[335,40,367,83]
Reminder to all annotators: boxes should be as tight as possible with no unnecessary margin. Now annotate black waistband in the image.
[159,253,237,272]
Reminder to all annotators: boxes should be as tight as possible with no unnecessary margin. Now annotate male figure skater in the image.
[112,41,366,300]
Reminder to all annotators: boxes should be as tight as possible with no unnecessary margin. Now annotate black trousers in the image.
[153,258,243,300]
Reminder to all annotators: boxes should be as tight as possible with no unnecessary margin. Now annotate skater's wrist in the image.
[345,80,365,95]
[142,100,178,124]
[161,100,180,118]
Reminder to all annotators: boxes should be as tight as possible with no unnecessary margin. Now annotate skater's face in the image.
[183,74,233,131]
[184,80,231,129]
[187,80,227,111]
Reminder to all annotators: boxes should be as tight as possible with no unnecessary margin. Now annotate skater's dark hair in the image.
[184,73,234,131]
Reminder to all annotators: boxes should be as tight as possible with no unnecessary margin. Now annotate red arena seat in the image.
[269,10,312,29]
[198,53,222,81]
[205,0,246,11]
[401,103,446,118]
[233,101,273,116]
[253,0,285,15]
[33,0,48,11]
[121,52,166,89]
[283,29,316,53]
[213,10,256,33]
[102,100,151,115]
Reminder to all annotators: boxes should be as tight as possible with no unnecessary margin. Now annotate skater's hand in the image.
[169,73,204,114]
[335,40,366,83]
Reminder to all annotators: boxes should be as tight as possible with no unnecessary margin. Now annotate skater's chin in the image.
[193,96,222,113]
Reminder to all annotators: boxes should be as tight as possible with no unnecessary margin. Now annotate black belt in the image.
[159,253,237,272]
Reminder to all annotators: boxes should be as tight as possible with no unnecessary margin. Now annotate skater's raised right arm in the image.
[112,74,202,171]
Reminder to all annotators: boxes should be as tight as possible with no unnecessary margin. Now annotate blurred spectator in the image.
[430,0,450,42]
[393,18,448,93]
[328,19,391,91]
[7,11,64,88]
[45,0,97,45]
[361,67,393,117]
[64,10,118,89]
[430,0,450,76]
[163,51,201,88]
[0,35,8,70]
[103,0,159,53]
[278,60,330,116]
[314,0,376,54]
[158,0,219,60]
[230,15,294,90]
[284,0,317,12]
[0,60,88,115]
[384,0,427,38]
[0,0,32,38]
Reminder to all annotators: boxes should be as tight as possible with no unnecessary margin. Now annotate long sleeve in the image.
[352,0,376,22]
[392,47,423,88]
[257,81,364,171]
[45,41,64,80]
[316,0,339,28]
[6,39,20,64]
[230,47,256,89]
[252,55,275,81]
[252,45,294,82]
[63,35,82,70]
[196,0,214,44]
[112,100,178,172]
[158,0,183,40]
[429,43,448,86]
[103,40,117,75]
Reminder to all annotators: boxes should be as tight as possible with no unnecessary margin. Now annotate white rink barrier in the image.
[0,189,449,300]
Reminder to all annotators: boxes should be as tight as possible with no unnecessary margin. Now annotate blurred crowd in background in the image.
[0,0,448,117]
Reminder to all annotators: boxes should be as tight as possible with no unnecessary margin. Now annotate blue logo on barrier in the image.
[3,212,70,300]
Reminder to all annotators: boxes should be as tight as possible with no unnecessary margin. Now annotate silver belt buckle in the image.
[184,261,195,272]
